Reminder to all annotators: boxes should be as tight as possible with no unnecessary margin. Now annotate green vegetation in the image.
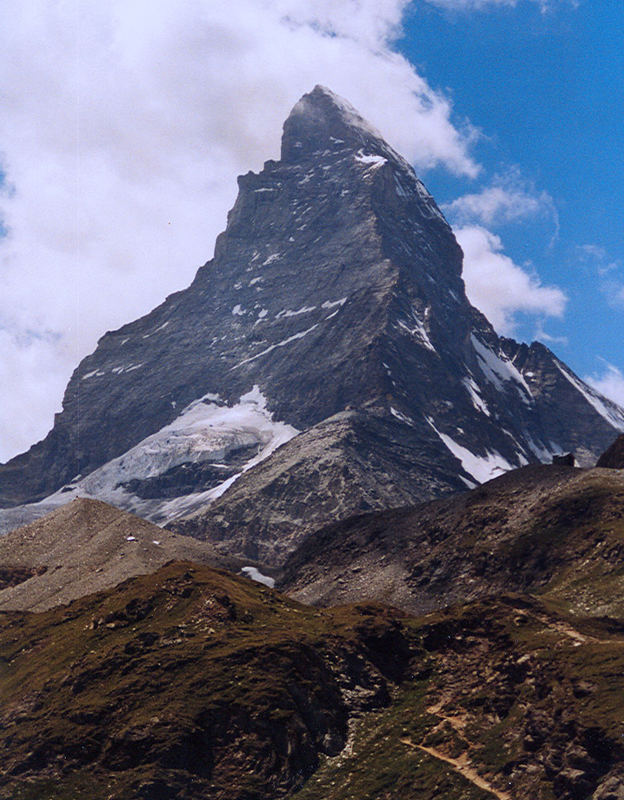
[2,561,623,799]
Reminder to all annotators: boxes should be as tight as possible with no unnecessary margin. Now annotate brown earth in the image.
[1,564,624,799]
[0,498,264,611]
[280,465,624,619]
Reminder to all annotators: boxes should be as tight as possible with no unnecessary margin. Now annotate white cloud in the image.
[425,0,517,9]
[603,281,624,310]
[424,0,576,12]
[585,363,624,410]
[0,0,481,462]
[575,244,624,306]
[457,225,566,334]
[576,244,620,276]
[443,171,557,230]
[532,321,567,347]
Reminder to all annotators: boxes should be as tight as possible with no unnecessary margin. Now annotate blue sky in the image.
[0,0,622,460]
[398,0,623,383]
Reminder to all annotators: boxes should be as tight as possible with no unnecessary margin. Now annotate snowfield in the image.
[0,386,298,530]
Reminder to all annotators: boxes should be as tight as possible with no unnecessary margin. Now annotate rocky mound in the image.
[597,434,624,468]
[0,498,259,611]
[281,464,624,619]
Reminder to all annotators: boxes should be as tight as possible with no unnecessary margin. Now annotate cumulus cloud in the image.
[585,363,624,410]
[0,0,481,461]
[457,225,566,334]
[443,170,558,230]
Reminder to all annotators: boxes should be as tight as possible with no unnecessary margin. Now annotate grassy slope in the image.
[295,595,624,800]
[2,562,624,799]
[0,561,413,800]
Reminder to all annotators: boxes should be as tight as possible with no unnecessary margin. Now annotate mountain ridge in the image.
[280,463,624,618]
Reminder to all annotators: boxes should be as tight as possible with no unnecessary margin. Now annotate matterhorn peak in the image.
[2,87,624,564]
[281,85,387,163]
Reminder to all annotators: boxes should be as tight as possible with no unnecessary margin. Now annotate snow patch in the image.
[241,566,275,589]
[321,297,347,310]
[355,151,387,168]
[142,321,170,338]
[276,306,316,318]
[262,253,280,266]
[390,407,415,426]
[471,335,533,404]
[232,305,245,316]
[397,307,435,352]
[461,377,490,417]
[555,362,624,431]
[523,432,559,462]
[232,324,319,369]
[427,418,514,484]
[34,386,299,526]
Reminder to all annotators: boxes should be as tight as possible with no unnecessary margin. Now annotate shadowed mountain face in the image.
[1,87,623,563]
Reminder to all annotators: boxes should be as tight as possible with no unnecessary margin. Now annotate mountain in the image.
[2,86,623,562]
[597,434,624,468]
[0,497,260,612]
[2,560,624,800]
[280,463,624,618]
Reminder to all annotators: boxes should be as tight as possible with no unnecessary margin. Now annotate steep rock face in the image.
[173,411,467,565]
[597,434,624,468]
[1,87,624,558]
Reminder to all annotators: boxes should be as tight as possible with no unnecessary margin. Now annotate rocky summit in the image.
[1,86,623,563]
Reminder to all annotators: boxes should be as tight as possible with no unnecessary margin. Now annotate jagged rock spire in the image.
[281,85,386,162]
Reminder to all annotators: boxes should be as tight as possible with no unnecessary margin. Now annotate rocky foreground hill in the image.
[281,463,624,618]
[1,559,624,800]
[0,498,257,612]
[1,454,624,799]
